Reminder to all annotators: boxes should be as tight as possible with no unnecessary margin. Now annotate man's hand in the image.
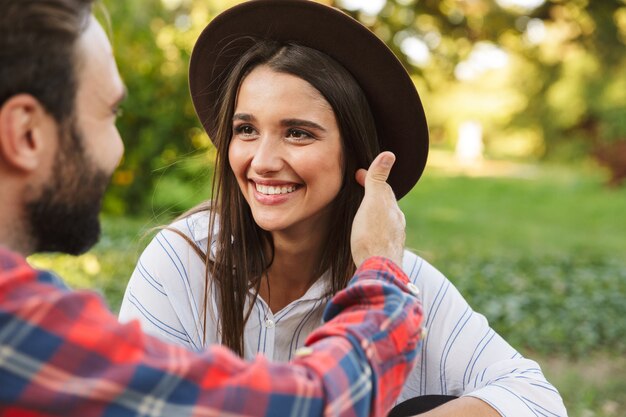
[351,151,406,267]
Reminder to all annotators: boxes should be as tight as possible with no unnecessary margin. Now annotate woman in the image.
[120,1,567,416]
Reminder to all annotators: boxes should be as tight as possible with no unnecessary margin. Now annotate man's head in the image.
[0,0,125,256]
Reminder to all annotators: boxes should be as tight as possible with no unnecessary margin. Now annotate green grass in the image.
[401,168,626,259]
[27,159,626,417]
[399,167,626,357]
[542,355,626,417]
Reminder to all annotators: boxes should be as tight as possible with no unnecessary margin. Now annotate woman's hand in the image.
[351,151,406,267]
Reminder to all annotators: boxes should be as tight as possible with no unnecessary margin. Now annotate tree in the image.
[101,0,226,215]
[102,0,626,217]
[337,0,626,184]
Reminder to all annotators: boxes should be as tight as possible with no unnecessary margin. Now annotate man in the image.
[0,1,422,416]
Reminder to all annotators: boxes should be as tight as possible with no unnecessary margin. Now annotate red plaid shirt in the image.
[0,248,423,417]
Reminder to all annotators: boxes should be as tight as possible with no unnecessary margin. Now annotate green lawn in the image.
[28,157,626,417]
[401,156,625,258]
[400,164,626,357]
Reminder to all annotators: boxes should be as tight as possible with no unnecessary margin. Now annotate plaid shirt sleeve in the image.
[0,248,423,417]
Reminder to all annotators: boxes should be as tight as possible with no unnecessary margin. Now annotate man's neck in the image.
[0,178,32,255]
[0,230,33,257]
[0,205,33,257]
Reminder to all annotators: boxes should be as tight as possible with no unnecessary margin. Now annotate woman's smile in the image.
[250,180,302,205]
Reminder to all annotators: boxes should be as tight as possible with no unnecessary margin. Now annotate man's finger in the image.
[355,168,367,187]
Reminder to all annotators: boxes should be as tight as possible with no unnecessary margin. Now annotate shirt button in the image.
[265,319,275,328]
[407,283,420,296]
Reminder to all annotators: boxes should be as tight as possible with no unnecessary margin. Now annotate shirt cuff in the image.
[358,256,411,287]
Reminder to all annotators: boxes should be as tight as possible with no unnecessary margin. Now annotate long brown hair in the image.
[184,39,380,356]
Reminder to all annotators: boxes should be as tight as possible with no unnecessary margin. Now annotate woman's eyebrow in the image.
[281,119,326,132]
[233,113,255,122]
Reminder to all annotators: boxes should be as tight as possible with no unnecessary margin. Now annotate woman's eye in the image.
[286,129,311,140]
[234,125,256,136]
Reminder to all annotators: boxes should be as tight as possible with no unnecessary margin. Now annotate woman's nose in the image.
[250,136,284,174]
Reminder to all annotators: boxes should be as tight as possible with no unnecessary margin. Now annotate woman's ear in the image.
[0,94,58,172]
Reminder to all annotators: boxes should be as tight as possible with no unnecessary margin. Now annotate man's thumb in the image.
[366,151,395,186]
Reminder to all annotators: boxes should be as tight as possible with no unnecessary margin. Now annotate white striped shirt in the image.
[119,211,567,416]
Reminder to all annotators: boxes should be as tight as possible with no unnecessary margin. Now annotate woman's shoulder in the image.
[145,209,219,259]
[401,249,448,289]
[165,208,222,241]
[134,209,220,279]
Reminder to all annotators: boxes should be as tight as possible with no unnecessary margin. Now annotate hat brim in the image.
[189,0,429,199]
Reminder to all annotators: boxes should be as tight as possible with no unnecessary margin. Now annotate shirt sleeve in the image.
[400,252,567,417]
[0,250,424,417]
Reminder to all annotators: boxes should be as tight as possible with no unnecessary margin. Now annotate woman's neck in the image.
[259,227,328,313]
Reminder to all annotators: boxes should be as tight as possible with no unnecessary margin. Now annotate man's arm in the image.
[0,251,421,417]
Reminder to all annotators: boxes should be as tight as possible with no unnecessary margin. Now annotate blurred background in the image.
[29,0,626,415]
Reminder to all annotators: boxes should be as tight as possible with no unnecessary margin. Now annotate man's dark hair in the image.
[0,0,94,124]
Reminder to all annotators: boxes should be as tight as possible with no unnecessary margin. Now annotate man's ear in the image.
[0,94,57,172]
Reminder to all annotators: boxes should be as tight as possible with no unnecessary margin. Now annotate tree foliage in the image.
[101,0,223,215]
[102,0,626,215]
[339,0,626,183]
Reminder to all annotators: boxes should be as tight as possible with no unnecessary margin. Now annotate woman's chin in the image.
[252,216,287,233]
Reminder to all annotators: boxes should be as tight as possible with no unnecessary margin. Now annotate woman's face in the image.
[228,65,343,236]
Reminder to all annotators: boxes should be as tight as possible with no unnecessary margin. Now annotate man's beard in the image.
[25,123,112,255]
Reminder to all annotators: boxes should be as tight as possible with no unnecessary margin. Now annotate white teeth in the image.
[255,183,297,195]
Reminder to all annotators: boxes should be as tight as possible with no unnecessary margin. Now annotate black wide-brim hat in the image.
[189,0,429,199]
